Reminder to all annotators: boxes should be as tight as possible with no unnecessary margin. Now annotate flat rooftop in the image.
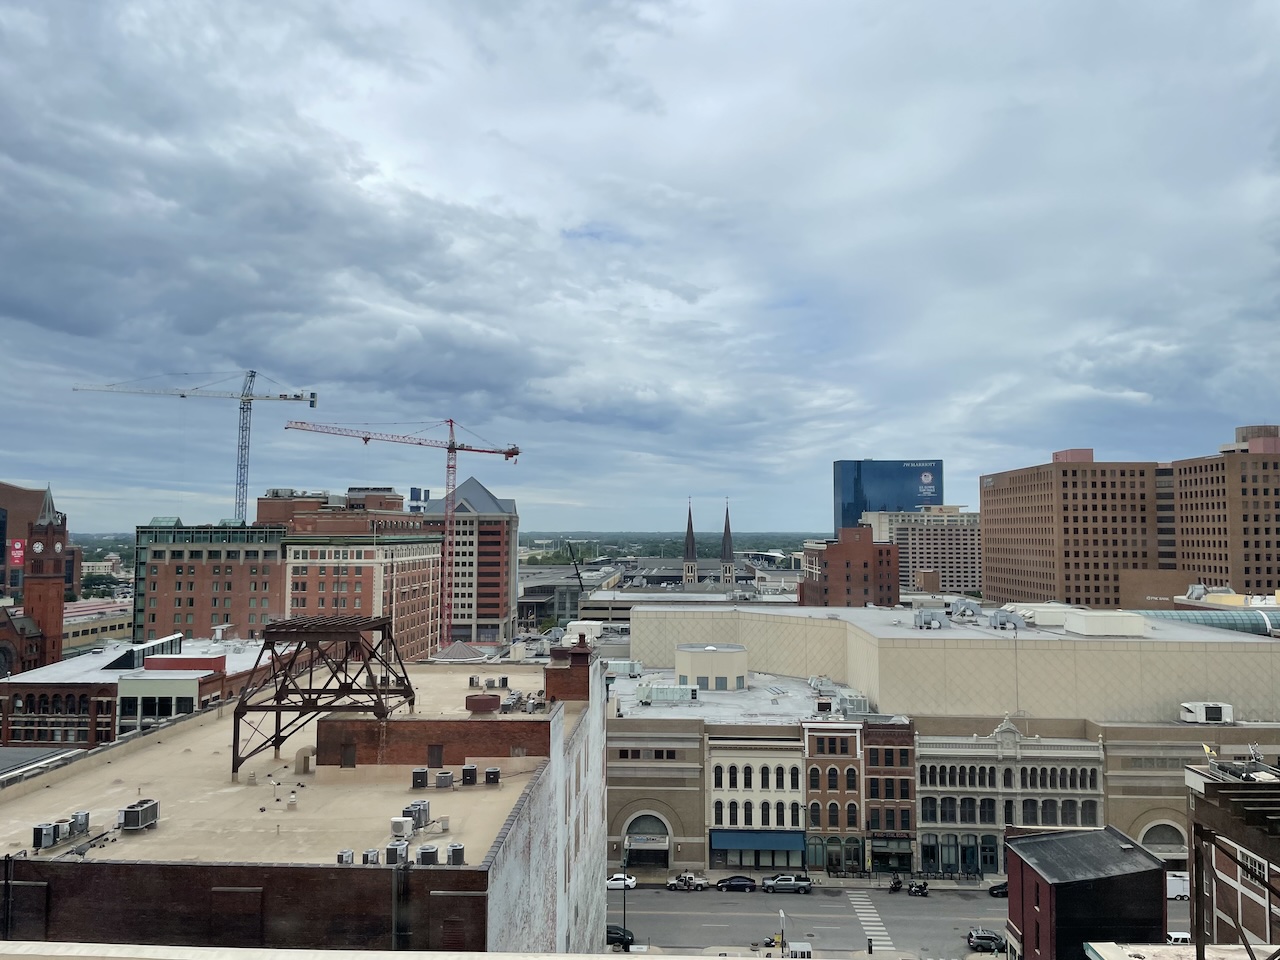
[610,670,885,725]
[0,663,567,866]
[633,603,1269,643]
[0,637,266,687]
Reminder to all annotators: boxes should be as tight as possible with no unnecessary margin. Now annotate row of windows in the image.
[148,550,278,561]
[714,765,800,790]
[919,765,1099,790]
[920,796,1098,826]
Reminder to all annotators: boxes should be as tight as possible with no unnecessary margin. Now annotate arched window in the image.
[743,765,753,789]
[1089,769,1097,790]
[777,766,786,789]
[790,802,801,827]
[1040,768,1048,789]
[729,801,739,826]
[940,797,957,822]
[777,801,786,825]
[828,802,840,829]
[948,765,957,786]
[714,765,723,789]
[1069,769,1078,790]
[1042,799,1058,825]
[729,765,739,789]
[51,695,64,715]
[809,802,821,827]
[1020,767,1028,789]
[1022,799,1038,824]
[24,695,34,714]
[1082,800,1098,826]
[847,802,858,828]
[761,801,771,826]
[1004,768,1013,789]
[808,767,820,790]
[847,767,858,791]
[791,766,800,791]
[744,801,753,826]
[921,797,937,822]
[978,766,987,787]
[1060,767,1068,789]
[929,765,938,786]
[827,767,838,791]
[969,765,978,786]
[37,695,49,714]
[714,801,724,825]
[1061,800,1078,825]
[761,765,771,790]
[1049,768,1058,790]
[920,766,928,785]
[989,766,996,786]
[958,765,966,787]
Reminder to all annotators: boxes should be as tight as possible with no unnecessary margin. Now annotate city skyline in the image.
[3,3,1277,532]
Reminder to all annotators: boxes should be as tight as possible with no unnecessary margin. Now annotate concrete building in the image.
[862,505,981,594]
[915,716,1105,875]
[834,459,944,533]
[418,478,519,644]
[800,526,900,608]
[0,649,605,953]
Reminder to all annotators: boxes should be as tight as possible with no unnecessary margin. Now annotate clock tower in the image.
[24,487,67,669]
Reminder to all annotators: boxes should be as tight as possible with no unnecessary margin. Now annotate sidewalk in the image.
[627,866,1004,894]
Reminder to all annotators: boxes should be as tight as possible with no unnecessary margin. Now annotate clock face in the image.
[53,542,63,554]
[30,541,44,554]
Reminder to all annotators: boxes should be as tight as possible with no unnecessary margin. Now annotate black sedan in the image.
[989,881,1009,897]
[716,874,757,892]
[607,924,635,952]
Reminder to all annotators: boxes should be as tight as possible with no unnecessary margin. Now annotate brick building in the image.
[418,478,519,643]
[863,719,916,873]
[0,488,70,676]
[0,651,606,953]
[981,426,1280,610]
[800,526,900,607]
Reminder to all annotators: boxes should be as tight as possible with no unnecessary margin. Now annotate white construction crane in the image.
[73,370,317,522]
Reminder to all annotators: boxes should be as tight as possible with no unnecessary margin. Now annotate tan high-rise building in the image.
[981,449,1185,608]
[862,505,981,594]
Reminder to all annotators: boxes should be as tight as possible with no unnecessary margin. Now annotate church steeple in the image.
[683,502,697,586]
[721,503,734,587]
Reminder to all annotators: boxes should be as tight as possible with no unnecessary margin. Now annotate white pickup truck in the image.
[667,872,710,891]
[762,874,813,894]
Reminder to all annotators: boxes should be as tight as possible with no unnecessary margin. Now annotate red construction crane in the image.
[285,420,520,651]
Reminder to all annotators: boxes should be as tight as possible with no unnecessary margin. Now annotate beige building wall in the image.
[632,606,1280,723]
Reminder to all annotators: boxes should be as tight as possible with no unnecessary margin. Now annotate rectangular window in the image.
[869,778,880,799]
[869,748,879,766]
[869,809,880,830]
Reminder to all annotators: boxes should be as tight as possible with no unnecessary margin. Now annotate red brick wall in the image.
[801,527,900,607]
[315,715,552,766]
[545,649,592,704]
[10,856,488,950]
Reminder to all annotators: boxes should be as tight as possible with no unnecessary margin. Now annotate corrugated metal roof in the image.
[1007,825,1164,884]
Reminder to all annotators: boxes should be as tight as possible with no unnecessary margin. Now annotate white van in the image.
[1167,933,1191,945]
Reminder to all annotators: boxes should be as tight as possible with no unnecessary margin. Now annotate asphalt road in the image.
[607,887,1193,958]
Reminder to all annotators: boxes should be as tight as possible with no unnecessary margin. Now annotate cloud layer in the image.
[2,1,1278,532]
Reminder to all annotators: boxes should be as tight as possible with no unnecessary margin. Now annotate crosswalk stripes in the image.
[846,891,895,950]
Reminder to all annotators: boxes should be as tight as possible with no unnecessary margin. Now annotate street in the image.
[607,886,1192,958]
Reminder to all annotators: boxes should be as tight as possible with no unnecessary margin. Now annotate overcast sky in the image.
[2,1,1278,534]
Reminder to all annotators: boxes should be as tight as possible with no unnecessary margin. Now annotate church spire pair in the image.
[682,500,734,587]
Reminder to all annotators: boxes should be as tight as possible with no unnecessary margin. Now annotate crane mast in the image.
[74,370,317,521]
[284,420,519,651]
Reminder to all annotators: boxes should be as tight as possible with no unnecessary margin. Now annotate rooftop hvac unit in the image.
[411,768,429,789]
[363,849,380,865]
[410,800,430,828]
[435,771,454,789]
[386,840,409,865]
[461,765,478,786]
[391,817,414,838]
[499,676,508,688]
[417,844,439,865]
[485,767,501,785]
[469,676,480,688]
[120,798,159,831]
[53,819,72,842]
[337,849,354,865]
[1180,702,1235,725]
[447,842,465,865]
[485,678,496,689]
[72,811,89,836]
[32,823,54,849]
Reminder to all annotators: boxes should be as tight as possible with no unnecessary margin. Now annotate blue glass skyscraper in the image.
[833,459,944,533]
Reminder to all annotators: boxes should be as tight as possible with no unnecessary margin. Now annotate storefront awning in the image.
[710,829,805,851]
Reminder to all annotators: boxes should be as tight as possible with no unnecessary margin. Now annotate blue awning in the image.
[710,829,805,851]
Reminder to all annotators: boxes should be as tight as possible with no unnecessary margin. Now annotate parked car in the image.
[1167,933,1192,945]
[968,928,1006,953]
[607,924,635,951]
[762,874,813,894]
[666,872,710,891]
[716,874,758,892]
[989,881,1009,898]
[607,873,637,890]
